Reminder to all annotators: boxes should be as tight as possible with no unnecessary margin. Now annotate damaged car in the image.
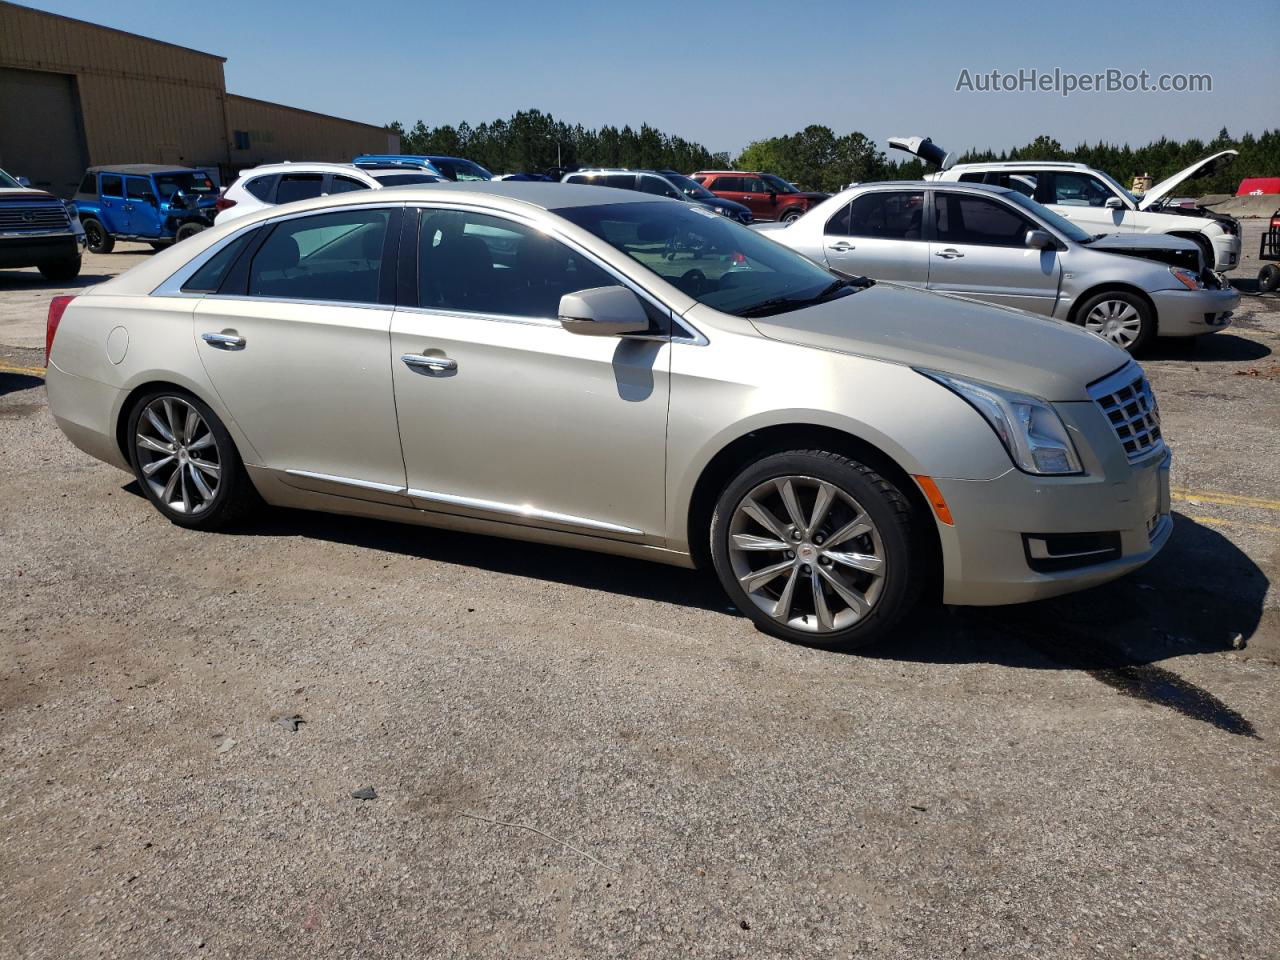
[758,180,1237,353]
[888,137,1242,271]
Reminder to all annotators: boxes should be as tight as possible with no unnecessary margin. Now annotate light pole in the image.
[546,134,561,170]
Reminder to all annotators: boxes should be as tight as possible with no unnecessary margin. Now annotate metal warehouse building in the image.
[0,0,399,196]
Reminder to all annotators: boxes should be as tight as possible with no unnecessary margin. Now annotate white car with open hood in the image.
[889,137,1242,271]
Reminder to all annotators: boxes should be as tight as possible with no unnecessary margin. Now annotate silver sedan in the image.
[45,183,1171,649]
[757,181,1238,353]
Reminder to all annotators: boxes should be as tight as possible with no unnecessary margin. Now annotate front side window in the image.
[417,209,615,319]
[1049,172,1114,207]
[845,191,924,240]
[429,159,492,182]
[742,177,769,194]
[762,174,800,194]
[100,174,123,197]
[275,174,325,205]
[126,177,152,201]
[248,208,390,303]
[639,176,680,199]
[329,176,370,194]
[77,173,97,195]
[556,201,845,318]
[934,194,1033,247]
[370,173,438,187]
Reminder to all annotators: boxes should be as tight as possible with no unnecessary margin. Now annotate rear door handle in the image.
[201,332,246,350]
[402,353,457,372]
[828,242,856,252]
[935,249,964,259]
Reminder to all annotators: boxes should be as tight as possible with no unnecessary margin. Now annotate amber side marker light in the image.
[913,475,955,526]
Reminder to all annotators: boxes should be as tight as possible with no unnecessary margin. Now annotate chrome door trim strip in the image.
[406,487,643,536]
[285,469,407,495]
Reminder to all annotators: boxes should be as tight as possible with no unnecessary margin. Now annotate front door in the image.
[927,191,1061,314]
[126,176,163,238]
[98,173,128,233]
[822,189,928,285]
[193,205,407,497]
[1041,170,1135,234]
[739,176,775,220]
[390,207,670,540]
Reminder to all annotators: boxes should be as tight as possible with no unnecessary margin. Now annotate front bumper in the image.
[1150,286,1238,337]
[1211,232,1241,271]
[934,447,1172,606]
[0,232,80,268]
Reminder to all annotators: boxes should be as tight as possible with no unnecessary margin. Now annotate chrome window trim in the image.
[151,220,262,297]
[406,486,643,536]
[202,294,393,312]
[406,201,708,346]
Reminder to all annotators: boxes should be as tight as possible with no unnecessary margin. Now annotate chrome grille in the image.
[1089,365,1164,462]
[0,203,70,230]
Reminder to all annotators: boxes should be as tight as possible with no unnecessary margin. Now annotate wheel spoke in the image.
[824,550,883,575]
[824,517,872,549]
[810,569,834,631]
[739,558,794,592]
[817,565,871,619]
[808,481,835,537]
[740,497,788,541]
[141,455,174,477]
[776,478,806,534]
[145,407,175,444]
[163,399,183,443]
[179,463,191,513]
[189,457,220,479]
[183,406,200,443]
[136,434,174,455]
[188,463,214,500]
[731,533,788,552]
[186,432,215,452]
[161,463,181,503]
[772,566,800,622]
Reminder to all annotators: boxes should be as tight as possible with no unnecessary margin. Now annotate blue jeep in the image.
[73,164,219,253]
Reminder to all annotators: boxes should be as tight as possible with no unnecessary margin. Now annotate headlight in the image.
[64,201,80,221]
[1170,266,1203,290]
[919,371,1083,475]
[713,206,729,216]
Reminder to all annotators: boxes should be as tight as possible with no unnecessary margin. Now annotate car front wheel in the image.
[38,257,81,282]
[710,450,919,649]
[1077,290,1154,353]
[780,208,804,224]
[127,390,257,530]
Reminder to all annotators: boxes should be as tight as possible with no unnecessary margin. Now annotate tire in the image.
[37,257,81,282]
[175,222,206,243]
[1075,289,1155,354]
[780,208,804,224]
[148,242,171,252]
[83,218,113,254]
[1260,264,1280,293]
[126,389,258,530]
[709,450,920,649]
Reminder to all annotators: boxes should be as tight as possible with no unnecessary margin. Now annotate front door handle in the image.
[935,249,965,259]
[201,332,246,350]
[829,241,856,252]
[402,353,457,372]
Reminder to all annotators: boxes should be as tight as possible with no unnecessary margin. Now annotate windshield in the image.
[371,173,439,187]
[761,174,801,194]
[0,169,21,189]
[1003,190,1094,244]
[154,172,217,198]
[555,201,852,317]
[431,159,492,182]
[665,173,718,201]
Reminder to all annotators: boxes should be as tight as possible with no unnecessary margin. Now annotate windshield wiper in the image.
[738,277,871,318]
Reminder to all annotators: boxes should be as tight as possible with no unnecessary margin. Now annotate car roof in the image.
[838,180,1016,197]
[235,162,367,177]
[566,168,671,177]
[951,161,1092,171]
[88,164,203,175]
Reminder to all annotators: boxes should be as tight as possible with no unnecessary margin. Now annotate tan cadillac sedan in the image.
[45,183,1172,648]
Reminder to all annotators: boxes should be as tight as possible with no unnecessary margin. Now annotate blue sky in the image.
[25,0,1280,156]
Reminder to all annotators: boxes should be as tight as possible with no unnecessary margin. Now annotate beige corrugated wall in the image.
[225,95,398,170]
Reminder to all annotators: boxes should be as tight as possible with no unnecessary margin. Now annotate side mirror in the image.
[16,176,31,187]
[1104,196,1124,210]
[169,192,187,209]
[559,286,651,337]
[768,191,777,203]
[141,192,158,205]
[1025,229,1055,250]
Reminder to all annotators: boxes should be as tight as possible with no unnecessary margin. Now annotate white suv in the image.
[890,138,1242,271]
[214,163,439,224]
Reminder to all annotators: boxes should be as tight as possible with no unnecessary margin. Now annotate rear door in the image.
[273,173,326,205]
[98,174,128,233]
[927,190,1061,314]
[126,176,163,238]
[707,175,750,213]
[822,189,928,284]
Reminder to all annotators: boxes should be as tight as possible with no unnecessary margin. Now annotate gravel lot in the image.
[2,228,1278,959]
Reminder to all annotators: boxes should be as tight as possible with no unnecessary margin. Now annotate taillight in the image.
[215,196,236,212]
[1271,215,1280,231]
[46,295,75,366]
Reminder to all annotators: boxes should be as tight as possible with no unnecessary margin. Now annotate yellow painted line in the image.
[0,362,45,377]
[1183,514,1280,535]
[1172,487,1280,513]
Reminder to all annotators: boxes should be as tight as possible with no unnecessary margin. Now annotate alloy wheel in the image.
[134,396,222,516]
[727,475,886,634]
[1084,299,1143,348]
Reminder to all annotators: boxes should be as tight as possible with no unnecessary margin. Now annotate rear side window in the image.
[275,174,325,204]
[245,176,276,201]
[824,202,852,236]
[78,174,97,195]
[844,191,924,240]
[248,208,390,304]
[603,174,637,190]
[564,174,587,184]
[182,230,257,293]
[100,175,123,197]
[711,176,744,191]
[934,194,1032,247]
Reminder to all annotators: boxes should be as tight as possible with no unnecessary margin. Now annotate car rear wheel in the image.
[710,450,919,649]
[175,222,206,243]
[127,390,257,530]
[82,218,113,254]
[1260,264,1280,293]
[37,257,81,282]
[1077,290,1154,353]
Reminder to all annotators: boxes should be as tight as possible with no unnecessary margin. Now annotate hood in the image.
[791,191,830,202]
[1139,149,1237,210]
[1085,232,1201,271]
[0,187,61,202]
[749,283,1126,402]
